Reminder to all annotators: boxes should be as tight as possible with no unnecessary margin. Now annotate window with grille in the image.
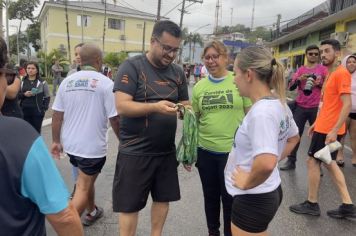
[319,26,335,41]
[108,18,124,30]
[77,15,91,27]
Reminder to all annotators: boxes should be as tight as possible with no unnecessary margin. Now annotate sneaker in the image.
[289,201,320,216]
[327,204,356,219]
[82,206,104,226]
[280,158,296,171]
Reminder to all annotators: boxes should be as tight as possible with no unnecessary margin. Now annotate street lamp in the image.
[10,25,20,65]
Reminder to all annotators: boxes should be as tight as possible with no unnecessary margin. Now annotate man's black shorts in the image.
[349,113,356,120]
[307,132,343,160]
[68,154,106,176]
[112,152,180,213]
[231,185,283,233]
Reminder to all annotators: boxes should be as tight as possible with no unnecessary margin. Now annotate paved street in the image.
[43,83,356,236]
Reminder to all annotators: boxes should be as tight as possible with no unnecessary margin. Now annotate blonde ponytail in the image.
[235,46,286,104]
[270,60,286,104]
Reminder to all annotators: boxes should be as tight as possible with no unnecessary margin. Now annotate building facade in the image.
[38,1,157,59]
[269,0,356,69]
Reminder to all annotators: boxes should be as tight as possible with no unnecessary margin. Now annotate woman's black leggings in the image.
[22,107,44,133]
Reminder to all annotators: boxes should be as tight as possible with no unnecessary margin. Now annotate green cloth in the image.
[177,106,198,165]
[192,72,252,152]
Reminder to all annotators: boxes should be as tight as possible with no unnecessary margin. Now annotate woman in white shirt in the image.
[224,46,300,235]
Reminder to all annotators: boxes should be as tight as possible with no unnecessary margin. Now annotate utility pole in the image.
[179,0,204,29]
[179,0,186,29]
[230,8,233,27]
[178,0,203,64]
[156,0,162,21]
[142,21,146,53]
[251,0,256,30]
[276,14,281,38]
[214,0,221,34]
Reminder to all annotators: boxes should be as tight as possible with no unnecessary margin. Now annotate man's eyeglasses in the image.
[0,68,17,85]
[307,52,319,57]
[203,54,220,62]
[155,38,180,54]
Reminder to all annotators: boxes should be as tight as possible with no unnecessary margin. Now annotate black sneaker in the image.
[280,158,296,170]
[289,201,320,216]
[327,204,356,219]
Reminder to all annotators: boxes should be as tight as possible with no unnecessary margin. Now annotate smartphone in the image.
[31,88,38,94]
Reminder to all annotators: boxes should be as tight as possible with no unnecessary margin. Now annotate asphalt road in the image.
[43,83,356,236]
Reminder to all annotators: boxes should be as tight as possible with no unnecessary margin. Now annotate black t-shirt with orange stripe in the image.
[113,54,189,155]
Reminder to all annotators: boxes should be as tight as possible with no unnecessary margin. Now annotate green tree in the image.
[103,51,127,68]
[246,26,271,43]
[27,21,41,52]
[37,48,68,78]
[182,28,203,63]
[183,33,194,63]
[0,1,4,38]
[8,0,40,34]
[9,32,27,55]
[191,33,203,62]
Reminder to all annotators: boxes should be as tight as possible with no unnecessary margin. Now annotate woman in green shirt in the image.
[192,41,251,236]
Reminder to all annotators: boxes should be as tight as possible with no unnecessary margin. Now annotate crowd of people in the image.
[1,19,356,236]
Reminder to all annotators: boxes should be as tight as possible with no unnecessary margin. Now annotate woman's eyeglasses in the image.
[203,54,220,62]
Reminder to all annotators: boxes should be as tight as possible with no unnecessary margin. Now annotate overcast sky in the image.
[8,0,327,34]
[123,0,327,33]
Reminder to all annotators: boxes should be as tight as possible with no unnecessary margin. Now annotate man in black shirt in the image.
[113,20,189,236]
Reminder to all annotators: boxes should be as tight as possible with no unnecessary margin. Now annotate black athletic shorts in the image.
[68,154,106,176]
[307,132,342,160]
[349,113,356,120]
[231,185,283,233]
[112,151,180,213]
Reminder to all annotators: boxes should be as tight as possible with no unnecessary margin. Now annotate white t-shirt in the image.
[201,65,209,78]
[52,70,117,158]
[224,99,298,196]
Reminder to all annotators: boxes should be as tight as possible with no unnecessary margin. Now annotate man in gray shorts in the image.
[113,20,189,236]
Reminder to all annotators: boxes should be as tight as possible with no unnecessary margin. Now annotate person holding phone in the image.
[1,64,23,118]
[19,62,50,133]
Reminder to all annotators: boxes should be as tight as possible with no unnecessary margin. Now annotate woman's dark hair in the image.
[25,61,41,80]
[0,37,8,68]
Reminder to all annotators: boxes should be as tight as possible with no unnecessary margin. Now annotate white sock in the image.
[90,207,97,216]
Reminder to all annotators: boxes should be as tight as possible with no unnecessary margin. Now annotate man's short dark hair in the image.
[321,39,341,51]
[305,44,319,54]
[152,20,181,39]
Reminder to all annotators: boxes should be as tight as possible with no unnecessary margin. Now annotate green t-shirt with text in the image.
[192,72,252,152]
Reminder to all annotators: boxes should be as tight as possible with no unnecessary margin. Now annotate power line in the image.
[119,0,139,10]
[163,1,184,17]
